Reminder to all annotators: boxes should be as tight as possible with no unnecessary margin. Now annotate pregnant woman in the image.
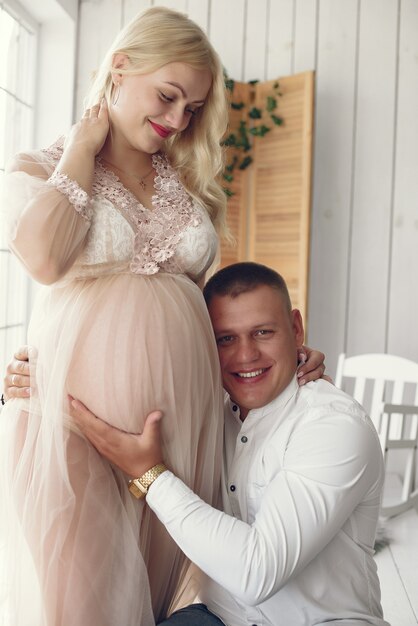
[0,8,227,626]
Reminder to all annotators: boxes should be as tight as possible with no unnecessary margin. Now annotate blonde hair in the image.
[85,6,229,234]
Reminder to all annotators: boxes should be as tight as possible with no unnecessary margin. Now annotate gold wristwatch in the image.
[128,463,167,499]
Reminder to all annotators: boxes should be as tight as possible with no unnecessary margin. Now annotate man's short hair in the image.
[203,262,292,312]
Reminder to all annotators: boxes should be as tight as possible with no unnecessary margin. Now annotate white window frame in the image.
[0,0,38,381]
[0,0,77,388]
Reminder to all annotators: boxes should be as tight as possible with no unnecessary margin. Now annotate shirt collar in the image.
[226,375,299,424]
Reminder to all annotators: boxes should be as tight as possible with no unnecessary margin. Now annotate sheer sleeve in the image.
[4,151,92,284]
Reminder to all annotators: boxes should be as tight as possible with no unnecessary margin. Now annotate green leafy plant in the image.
[222,72,283,197]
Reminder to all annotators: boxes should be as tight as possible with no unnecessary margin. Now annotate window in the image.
[0,1,37,379]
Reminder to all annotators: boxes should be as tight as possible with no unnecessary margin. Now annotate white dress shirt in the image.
[147,378,390,626]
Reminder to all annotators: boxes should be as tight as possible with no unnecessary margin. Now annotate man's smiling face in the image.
[208,285,304,420]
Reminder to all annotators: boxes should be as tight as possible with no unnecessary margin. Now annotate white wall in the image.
[75,0,418,377]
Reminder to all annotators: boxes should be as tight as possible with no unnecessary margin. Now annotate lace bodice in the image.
[43,143,218,283]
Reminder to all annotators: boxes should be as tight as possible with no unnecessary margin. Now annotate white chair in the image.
[335,353,418,518]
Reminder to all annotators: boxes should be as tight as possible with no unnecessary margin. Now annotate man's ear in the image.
[291,309,305,348]
[111,53,129,84]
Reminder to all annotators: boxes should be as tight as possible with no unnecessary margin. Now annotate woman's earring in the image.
[112,83,120,106]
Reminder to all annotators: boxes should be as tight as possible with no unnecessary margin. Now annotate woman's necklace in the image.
[100,157,155,191]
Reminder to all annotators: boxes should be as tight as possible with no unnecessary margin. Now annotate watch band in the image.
[128,463,167,499]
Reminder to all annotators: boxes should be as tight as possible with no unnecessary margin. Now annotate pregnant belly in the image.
[62,272,219,436]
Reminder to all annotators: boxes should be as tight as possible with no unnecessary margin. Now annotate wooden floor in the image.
[375,506,418,625]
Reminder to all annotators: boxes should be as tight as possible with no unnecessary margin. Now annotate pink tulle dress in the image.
[0,140,223,626]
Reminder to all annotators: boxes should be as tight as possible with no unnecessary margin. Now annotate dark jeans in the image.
[158,603,225,626]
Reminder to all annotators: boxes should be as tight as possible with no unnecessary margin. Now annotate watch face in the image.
[128,479,146,499]
[128,465,167,499]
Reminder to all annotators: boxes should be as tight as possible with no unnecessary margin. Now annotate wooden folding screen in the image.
[220,71,314,324]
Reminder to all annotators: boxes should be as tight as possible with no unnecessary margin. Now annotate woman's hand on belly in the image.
[69,396,165,478]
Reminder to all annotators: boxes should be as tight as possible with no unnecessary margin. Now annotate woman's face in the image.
[110,60,212,154]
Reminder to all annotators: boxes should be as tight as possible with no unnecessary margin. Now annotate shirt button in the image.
[241,435,248,443]
[232,405,238,412]
[230,484,236,492]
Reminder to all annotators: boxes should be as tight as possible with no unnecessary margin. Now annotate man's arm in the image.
[146,416,381,605]
[3,345,328,401]
[70,399,382,606]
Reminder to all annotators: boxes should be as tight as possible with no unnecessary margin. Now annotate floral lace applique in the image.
[41,136,65,162]
[42,140,206,276]
[46,171,93,222]
[94,154,203,275]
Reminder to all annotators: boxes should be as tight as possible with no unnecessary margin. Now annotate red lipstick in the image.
[149,121,171,138]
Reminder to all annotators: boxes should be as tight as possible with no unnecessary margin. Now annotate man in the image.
[69,262,389,626]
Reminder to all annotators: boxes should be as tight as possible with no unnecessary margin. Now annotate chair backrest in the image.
[336,353,418,517]
[335,353,418,433]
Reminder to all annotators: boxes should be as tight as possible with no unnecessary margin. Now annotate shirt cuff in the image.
[147,470,195,521]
